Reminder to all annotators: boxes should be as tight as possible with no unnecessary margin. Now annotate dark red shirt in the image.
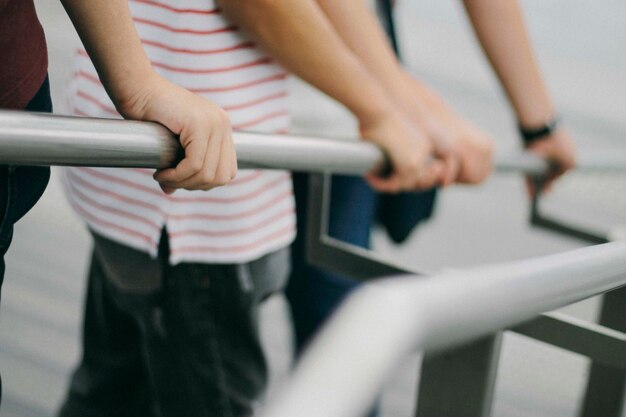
[0,0,48,109]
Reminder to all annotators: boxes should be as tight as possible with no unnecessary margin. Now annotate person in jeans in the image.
[57,0,459,416]
[0,0,236,405]
[287,1,576,416]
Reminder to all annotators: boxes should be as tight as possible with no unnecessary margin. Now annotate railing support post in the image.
[415,334,502,417]
[579,286,626,417]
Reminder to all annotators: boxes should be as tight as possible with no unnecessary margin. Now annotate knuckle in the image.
[190,162,203,174]
[201,171,216,184]
[214,172,231,186]
[190,113,208,130]
[188,157,204,173]
[466,175,482,185]
[480,140,495,159]
[403,157,420,173]
[217,108,231,125]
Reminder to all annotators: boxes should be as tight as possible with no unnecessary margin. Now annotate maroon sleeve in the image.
[0,0,48,110]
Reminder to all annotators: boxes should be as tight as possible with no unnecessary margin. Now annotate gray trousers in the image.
[58,230,290,417]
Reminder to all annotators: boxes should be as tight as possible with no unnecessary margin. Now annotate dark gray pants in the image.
[58,231,290,417]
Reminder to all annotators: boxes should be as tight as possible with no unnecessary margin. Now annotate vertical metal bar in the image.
[305,173,410,280]
[415,334,502,417]
[530,190,609,245]
[579,286,626,417]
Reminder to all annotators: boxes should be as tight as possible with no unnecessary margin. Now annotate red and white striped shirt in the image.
[63,0,296,264]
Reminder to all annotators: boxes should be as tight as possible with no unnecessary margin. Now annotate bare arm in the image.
[462,0,575,190]
[313,0,494,185]
[59,0,237,193]
[218,0,444,192]
[462,0,553,127]
[312,0,409,107]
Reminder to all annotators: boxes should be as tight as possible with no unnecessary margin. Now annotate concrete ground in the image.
[0,1,624,416]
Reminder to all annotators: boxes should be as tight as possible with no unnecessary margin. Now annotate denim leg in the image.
[0,75,52,285]
[286,174,380,417]
[146,252,285,417]
[287,174,376,352]
[0,76,52,405]
[0,167,11,287]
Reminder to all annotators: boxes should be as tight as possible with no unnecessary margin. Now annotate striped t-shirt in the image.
[63,0,296,265]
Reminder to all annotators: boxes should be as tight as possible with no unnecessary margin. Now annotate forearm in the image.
[218,0,393,123]
[462,0,554,127]
[60,0,155,111]
[314,0,407,97]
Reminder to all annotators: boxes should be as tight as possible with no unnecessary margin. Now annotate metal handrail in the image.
[3,111,625,174]
[0,111,382,173]
[3,109,611,176]
[258,240,626,417]
[0,111,383,173]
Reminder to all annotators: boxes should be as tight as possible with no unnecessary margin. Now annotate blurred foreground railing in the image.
[259,241,626,417]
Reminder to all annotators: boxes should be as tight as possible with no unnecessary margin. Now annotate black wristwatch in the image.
[518,116,559,145]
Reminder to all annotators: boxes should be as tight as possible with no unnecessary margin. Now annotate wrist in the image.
[110,70,164,119]
[518,114,560,145]
[353,93,398,134]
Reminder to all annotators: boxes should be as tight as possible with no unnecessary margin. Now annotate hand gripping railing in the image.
[258,241,626,417]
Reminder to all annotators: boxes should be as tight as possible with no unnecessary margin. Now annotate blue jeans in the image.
[287,175,375,351]
[59,231,290,417]
[287,174,436,350]
[0,76,51,405]
[287,174,436,417]
[287,174,377,417]
[0,76,52,285]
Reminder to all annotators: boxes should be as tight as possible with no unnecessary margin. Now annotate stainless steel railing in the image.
[0,111,383,173]
[258,240,626,417]
[0,110,577,175]
[4,111,624,176]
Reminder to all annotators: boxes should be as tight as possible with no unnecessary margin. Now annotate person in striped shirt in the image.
[2,0,235,406]
[56,0,466,416]
[0,2,235,281]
